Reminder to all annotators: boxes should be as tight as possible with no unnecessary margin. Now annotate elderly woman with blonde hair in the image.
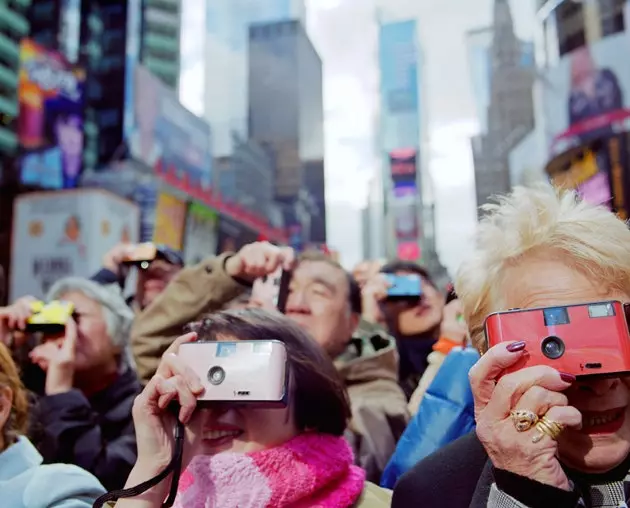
[0,277,141,492]
[393,185,630,508]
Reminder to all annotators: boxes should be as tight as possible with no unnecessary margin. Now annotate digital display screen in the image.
[543,307,570,326]
[588,303,615,318]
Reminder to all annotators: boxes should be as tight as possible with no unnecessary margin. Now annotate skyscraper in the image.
[204,0,305,156]
[141,0,181,90]
[248,19,326,243]
[471,0,535,217]
[0,4,30,161]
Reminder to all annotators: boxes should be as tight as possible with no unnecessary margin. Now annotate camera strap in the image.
[92,419,185,508]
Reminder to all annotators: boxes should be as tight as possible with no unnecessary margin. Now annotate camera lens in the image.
[207,366,225,385]
[541,336,565,360]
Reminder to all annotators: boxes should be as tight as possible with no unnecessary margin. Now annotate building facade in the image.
[141,0,181,90]
[470,0,535,218]
[204,0,305,156]
[534,0,630,217]
[248,19,325,244]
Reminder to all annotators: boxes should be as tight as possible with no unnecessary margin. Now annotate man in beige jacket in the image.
[130,244,408,483]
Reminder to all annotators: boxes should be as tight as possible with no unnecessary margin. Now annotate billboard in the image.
[153,192,187,251]
[184,203,218,265]
[379,20,420,151]
[127,65,212,192]
[542,31,630,157]
[389,149,421,261]
[17,38,86,189]
[10,189,139,300]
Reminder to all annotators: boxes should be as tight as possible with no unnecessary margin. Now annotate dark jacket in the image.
[32,368,141,491]
[381,347,478,488]
[391,432,612,508]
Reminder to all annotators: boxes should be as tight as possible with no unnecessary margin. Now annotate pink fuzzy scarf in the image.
[173,433,366,508]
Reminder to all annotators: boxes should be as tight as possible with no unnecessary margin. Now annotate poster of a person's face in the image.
[54,112,84,188]
[129,66,163,168]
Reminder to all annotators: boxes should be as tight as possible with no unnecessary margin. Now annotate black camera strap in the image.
[92,419,185,508]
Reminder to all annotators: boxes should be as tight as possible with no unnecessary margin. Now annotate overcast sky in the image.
[181,0,538,275]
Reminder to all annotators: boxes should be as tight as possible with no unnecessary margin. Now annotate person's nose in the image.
[577,377,621,396]
[286,289,309,313]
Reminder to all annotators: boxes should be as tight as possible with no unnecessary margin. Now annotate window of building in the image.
[555,1,586,56]
[599,0,625,37]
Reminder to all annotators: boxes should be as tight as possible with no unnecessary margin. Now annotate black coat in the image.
[392,432,589,508]
[31,368,141,491]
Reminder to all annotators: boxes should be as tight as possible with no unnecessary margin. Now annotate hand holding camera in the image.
[103,243,137,275]
[225,242,296,283]
[440,299,467,344]
[29,317,79,395]
[0,295,38,345]
[132,332,204,470]
[361,274,390,323]
[469,343,580,491]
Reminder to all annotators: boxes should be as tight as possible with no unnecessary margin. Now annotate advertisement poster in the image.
[10,189,139,300]
[217,215,258,253]
[543,31,630,157]
[184,203,218,265]
[389,148,418,187]
[17,38,86,189]
[153,192,187,250]
[127,65,212,191]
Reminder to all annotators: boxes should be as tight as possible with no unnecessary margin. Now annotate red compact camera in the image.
[485,300,630,378]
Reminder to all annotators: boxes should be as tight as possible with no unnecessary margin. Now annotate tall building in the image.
[470,0,535,217]
[204,0,305,156]
[534,0,630,216]
[248,19,325,244]
[141,0,181,90]
[79,0,141,169]
[0,3,31,162]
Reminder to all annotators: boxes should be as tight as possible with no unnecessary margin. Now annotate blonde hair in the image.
[456,185,630,352]
[0,344,29,448]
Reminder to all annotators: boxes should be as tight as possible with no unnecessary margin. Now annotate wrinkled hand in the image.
[102,243,135,275]
[439,299,467,343]
[225,242,295,283]
[30,317,78,395]
[0,295,38,347]
[132,332,205,472]
[470,343,581,491]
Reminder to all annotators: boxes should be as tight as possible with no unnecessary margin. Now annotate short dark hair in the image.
[380,260,435,287]
[297,251,362,314]
[191,308,351,436]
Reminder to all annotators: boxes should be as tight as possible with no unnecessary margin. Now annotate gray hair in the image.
[46,277,134,357]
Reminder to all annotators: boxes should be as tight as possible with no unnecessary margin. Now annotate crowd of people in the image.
[2,184,630,507]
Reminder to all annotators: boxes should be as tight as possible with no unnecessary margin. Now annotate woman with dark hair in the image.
[363,261,466,398]
[113,308,392,507]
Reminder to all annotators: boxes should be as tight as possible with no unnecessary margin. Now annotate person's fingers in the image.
[484,365,573,420]
[512,385,569,417]
[535,405,583,439]
[469,342,528,411]
[156,375,198,424]
[134,374,164,415]
[162,332,198,357]
[157,353,204,395]
[61,317,78,358]
[279,247,296,270]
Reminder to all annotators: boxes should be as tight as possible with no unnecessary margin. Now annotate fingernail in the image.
[560,372,576,383]
[506,341,526,352]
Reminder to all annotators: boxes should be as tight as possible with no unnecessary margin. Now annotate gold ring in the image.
[532,416,565,443]
[510,409,539,432]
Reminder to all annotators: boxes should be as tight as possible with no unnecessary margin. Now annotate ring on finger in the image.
[510,409,539,432]
[532,416,565,443]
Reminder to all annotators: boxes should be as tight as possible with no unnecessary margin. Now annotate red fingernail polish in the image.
[560,372,576,383]
[506,341,526,352]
